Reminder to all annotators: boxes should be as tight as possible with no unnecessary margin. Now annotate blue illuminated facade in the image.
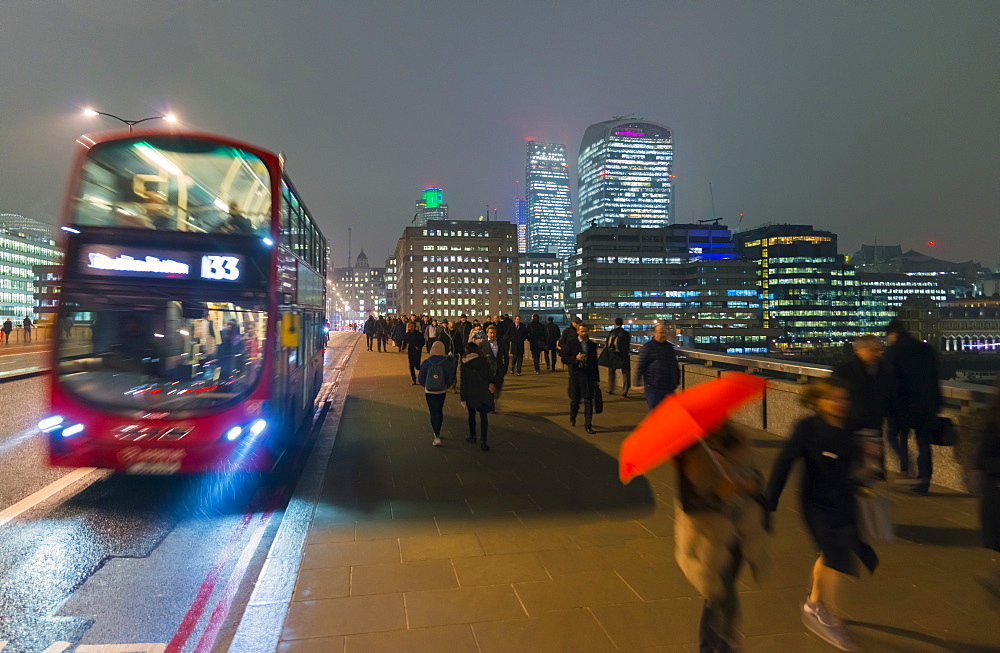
[578,119,673,230]
[514,198,528,253]
[525,141,574,258]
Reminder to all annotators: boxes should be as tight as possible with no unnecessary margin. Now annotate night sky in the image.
[1,1,997,268]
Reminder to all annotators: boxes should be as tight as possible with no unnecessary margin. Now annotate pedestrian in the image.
[558,317,581,369]
[528,314,547,374]
[603,317,632,397]
[375,315,389,352]
[403,321,425,385]
[22,316,33,343]
[674,421,770,653]
[884,319,942,494]
[976,379,1000,602]
[460,342,495,451]
[832,335,890,479]
[468,322,487,346]
[1,318,12,345]
[391,317,406,352]
[478,325,507,405]
[497,314,514,371]
[363,313,376,351]
[764,378,879,652]
[509,315,529,375]
[636,322,680,410]
[454,314,472,346]
[544,317,560,371]
[418,341,455,447]
[561,323,599,433]
[424,318,440,353]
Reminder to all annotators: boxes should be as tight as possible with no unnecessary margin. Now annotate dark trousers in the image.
[888,418,934,488]
[426,337,437,353]
[377,335,387,351]
[645,386,671,411]
[568,373,595,427]
[545,347,557,369]
[511,351,524,374]
[425,392,446,435]
[699,544,743,653]
[531,349,543,373]
[608,364,631,394]
[408,352,422,382]
[467,403,489,440]
[499,341,510,370]
[366,334,374,350]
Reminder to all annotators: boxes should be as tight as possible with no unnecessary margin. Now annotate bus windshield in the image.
[57,294,267,414]
[71,136,271,235]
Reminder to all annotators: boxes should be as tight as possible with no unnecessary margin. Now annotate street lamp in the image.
[83,108,178,135]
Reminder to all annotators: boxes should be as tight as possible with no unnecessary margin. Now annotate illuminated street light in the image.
[83,108,178,135]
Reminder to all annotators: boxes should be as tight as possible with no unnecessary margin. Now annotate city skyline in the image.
[0,2,996,268]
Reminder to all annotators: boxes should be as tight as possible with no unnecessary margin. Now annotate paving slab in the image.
[274,343,1000,652]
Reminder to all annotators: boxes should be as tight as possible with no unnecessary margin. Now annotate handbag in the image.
[597,346,613,367]
[593,386,603,414]
[930,416,957,446]
[855,486,894,546]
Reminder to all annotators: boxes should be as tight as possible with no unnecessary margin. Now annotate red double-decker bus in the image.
[42,129,328,474]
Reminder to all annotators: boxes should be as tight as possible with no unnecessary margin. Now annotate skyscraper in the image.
[413,187,448,226]
[577,118,674,230]
[513,198,528,253]
[525,141,574,259]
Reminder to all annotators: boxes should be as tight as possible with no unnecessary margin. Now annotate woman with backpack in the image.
[418,341,455,447]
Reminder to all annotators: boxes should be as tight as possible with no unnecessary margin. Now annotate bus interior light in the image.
[249,419,267,436]
[62,424,85,438]
[61,226,81,234]
[39,416,64,432]
[225,426,243,441]
[262,237,274,247]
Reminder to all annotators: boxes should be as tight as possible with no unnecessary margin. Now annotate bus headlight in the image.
[39,415,65,432]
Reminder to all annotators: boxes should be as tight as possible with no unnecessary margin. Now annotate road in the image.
[0,332,358,653]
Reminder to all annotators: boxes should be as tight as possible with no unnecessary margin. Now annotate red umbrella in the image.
[619,372,767,484]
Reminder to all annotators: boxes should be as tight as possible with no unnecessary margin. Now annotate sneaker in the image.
[802,600,857,651]
[432,436,442,447]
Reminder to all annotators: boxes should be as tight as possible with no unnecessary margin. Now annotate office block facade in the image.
[518,252,564,322]
[525,141,574,258]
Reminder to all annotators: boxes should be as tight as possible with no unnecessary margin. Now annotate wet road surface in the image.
[0,332,357,652]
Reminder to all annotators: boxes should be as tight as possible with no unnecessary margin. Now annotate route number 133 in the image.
[201,255,241,281]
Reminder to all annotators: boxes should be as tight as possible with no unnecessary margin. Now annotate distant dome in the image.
[0,213,55,243]
[356,248,369,268]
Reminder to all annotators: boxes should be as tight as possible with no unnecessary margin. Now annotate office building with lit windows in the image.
[578,119,674,230]
[413,187,448,227]
[384,257,399,315]
[736,224,862,347]
[518,253,564,322]
[525,141,574,258]
[857,271,948,332]
[0,213,62,321]
[331,249,386,318]
[394,220,519,319]
[514,198,528,254]
[567,225,775,352]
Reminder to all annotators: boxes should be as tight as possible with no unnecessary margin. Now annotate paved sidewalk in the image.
[276,343,1000,652]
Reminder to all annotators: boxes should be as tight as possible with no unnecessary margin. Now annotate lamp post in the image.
[83,109,177,135]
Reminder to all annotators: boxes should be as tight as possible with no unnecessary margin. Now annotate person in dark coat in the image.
[831,335,891,479]
[884,319,942,494]
[544,317,561,371]
[497,315,514,371]
[1,318,12,345]
[603,317,633,397]
[363,314,377,351]
[375,316,389,352]
[764,378,878,653]
[508,315,529,375]
[454,315,473,347]
[478,325,507,404]
[561,323,600,433]
[977,378,1000,553]
[391,318,406,352]
[636,322,680,410]
[528,314,548,374]
[402,321,425,385]
[460,343,495,451]
[558,317,581,370]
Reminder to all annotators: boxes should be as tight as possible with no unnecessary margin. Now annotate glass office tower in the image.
[578,119,673,230]
[514,198,528,254]
[525,141,574,259]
